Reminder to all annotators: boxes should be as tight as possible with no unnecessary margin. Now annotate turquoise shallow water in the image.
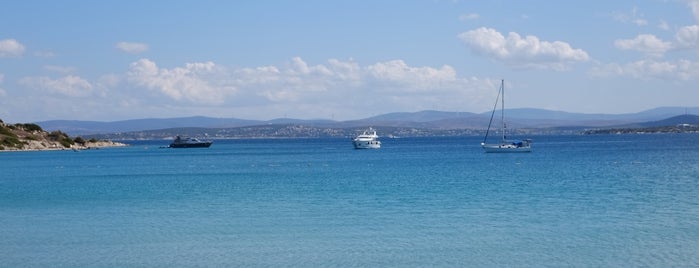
[1,134,698,267]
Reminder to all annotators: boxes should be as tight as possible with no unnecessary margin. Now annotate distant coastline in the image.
[3,112,698,145]
[30,107,699,139]
[583,125,699,135]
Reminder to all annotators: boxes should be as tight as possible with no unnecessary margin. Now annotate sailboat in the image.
[481,79,532,153]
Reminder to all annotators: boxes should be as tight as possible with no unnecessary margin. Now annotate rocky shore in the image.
[0,119,127,151]
[13,139,128,151]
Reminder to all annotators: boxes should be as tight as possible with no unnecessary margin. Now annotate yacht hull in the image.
[169,142,212,148]
[353,140,381,149]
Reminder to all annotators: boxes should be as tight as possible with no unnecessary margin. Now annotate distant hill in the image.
[84,114,697,140]
[583,114,699,134]
[34,106,699,136]
[638,114,699,127]
[364,110,478,122]
[499,107,699,121]
[37,116,263,136]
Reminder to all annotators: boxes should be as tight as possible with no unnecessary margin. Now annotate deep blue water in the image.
[1,134,698,267]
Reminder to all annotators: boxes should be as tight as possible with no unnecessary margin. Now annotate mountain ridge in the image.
[33,106,699,136]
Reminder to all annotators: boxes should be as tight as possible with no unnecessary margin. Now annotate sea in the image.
[1,134,698,267]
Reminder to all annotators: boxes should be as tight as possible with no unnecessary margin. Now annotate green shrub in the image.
[1,136,22,148]
[59,139,72,148]
[16,123,43,132]
[48,131,74,148]
[48,130,67,140]
[0,125,16,137]
[74,136,85,145]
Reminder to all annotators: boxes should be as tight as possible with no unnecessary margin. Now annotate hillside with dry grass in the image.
[0,119,125,151]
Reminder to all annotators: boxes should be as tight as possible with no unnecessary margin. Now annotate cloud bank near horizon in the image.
[9,57,500,121]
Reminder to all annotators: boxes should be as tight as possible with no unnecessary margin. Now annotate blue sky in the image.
[1,0,698,122]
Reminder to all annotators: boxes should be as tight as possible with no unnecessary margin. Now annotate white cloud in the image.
[232,57,362,102]
[675,25,699,48]
[6,57,501,120]
[127,58,234,104]
[614,34,672,57]
[457,27,589,70]
[590,59,699,81]
[0,39,25,57]
[19,75,94,97]
[613,25,699,56]
[121,57,499,119]
[612,2,699,56]
[600,2,699,81]
[367,60,457,91]
[116,42,149,54]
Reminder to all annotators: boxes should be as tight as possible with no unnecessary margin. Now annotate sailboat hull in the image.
[481,143,532,153]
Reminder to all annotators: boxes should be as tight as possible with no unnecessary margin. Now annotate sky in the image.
[1,0,698,123]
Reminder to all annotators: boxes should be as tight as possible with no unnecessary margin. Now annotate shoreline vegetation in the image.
[583,125,699,135]
[0,119,126,152]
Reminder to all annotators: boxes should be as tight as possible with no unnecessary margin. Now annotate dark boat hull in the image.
[169,142,212,148]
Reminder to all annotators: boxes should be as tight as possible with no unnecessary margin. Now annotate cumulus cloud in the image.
[116,42,149,54]
[612,2,699,56]
[367,60,457,91]
[614,25,699,57]
[234,57,463,101]
[675,25,699,48]
[232,57,362,102]
[127,58,234,104]
[614,34,672,57]
[600,2,699,81]
[19,75,94,97]
[457,27,589,70]
[0,39,25,57]
[4,56,503,120]
[121,57,498,118]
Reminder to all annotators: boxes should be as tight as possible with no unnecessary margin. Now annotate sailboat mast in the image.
[501,79,505,142]
[483,81,502,144]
